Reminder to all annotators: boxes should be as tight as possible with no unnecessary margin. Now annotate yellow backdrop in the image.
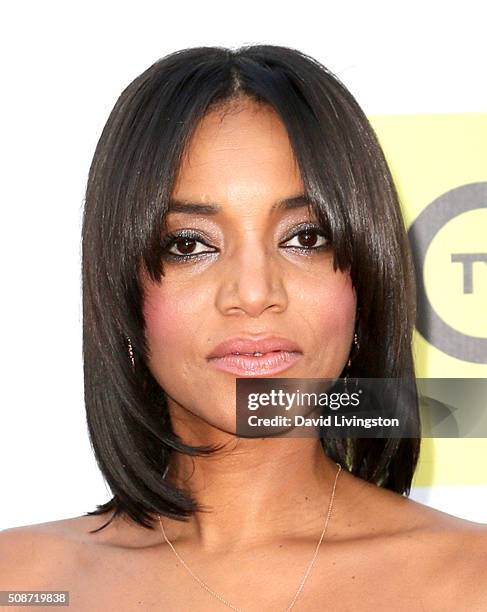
[370,114,487,487]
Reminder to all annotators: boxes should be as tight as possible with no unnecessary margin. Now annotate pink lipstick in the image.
[207,335,303,377]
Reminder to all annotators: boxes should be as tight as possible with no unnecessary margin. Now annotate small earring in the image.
[352,330,360,355]
[127,336,135,369]
[344,331,359,394]
[346,332,360,370]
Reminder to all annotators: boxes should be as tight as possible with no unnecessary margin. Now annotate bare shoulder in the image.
[392,514,487,611]
[342,465,487,532]
[341,471,487,608]
[0,513,122,590]
[418,516,487,610]
[357,469,487,550]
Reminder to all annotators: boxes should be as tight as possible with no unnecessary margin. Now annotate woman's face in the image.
[141,99,357,434]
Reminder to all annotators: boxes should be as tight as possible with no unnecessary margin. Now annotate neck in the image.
[162,418,341,553]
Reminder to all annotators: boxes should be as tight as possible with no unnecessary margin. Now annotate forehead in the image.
[171,100,304,207]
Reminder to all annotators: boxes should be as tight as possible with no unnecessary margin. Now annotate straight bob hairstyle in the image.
[82,44,420,533]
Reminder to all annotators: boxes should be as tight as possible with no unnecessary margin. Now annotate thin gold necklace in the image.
[158,462,342,611]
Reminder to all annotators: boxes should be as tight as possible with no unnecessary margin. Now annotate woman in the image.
[1,45,486,611]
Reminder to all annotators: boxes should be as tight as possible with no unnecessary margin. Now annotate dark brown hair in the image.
[82,44,420,532]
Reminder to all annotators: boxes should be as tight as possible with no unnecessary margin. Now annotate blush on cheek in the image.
[313,274,357,351]
[142,287,183,351]
[333,287,357,323]
[331,272,356,313]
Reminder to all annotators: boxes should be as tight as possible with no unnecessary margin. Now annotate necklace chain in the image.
[158,462,342,612]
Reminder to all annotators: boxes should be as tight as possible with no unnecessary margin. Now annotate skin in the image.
[140,97,358,554]
[1,98,487,611]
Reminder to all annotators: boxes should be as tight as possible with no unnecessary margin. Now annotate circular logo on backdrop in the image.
[407,182,487,364]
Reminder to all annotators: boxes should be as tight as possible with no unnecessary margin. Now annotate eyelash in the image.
[160,223,331,263]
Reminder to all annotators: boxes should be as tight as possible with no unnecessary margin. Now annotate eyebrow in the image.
[166,194,312,216]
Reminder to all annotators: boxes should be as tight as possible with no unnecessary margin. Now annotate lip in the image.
[208,351,302,377]
[207,335,303,377]
[207,335,302,359]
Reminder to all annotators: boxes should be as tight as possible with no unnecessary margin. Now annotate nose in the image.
[215,239,288,318]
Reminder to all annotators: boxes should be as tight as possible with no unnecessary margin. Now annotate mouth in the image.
[207,349,302,377]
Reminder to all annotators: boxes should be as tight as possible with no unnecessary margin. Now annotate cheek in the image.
[301,271,356,344]
[142,285,193,361]
[141,279,214,382]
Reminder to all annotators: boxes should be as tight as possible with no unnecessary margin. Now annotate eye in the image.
[281,224,330,251]
[161,230,217,260]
